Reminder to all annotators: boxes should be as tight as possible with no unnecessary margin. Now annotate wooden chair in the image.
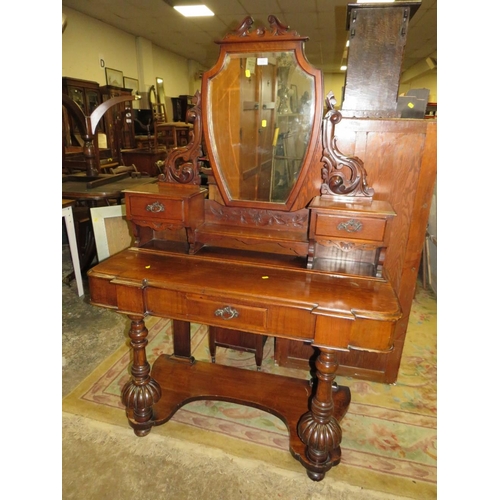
[148,85,176,150]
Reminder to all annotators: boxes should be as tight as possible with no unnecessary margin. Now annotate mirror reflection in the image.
[208,51,314,203]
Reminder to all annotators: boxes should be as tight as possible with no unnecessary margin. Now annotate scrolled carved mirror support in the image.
[320,92,374,201]
[158,90,203,185]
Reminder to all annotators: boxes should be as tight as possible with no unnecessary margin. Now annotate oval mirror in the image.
[202,17,322,211]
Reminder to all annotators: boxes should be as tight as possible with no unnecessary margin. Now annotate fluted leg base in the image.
[298,347,344,480]
[122,316,162,436]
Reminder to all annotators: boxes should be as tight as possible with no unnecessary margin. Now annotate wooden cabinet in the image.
[307,198,395,278]
[275,118,437,383]
[62,77,102,120]
[62,77,103,149]
[123,183,207,253]
[100,85,136,160]
[63,78,138,170]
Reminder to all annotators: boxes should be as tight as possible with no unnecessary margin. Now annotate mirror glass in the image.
[207,50,314,203]
[156,77,166,108]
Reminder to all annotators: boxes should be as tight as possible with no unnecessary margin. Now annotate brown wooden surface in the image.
[62,198,76,209]
[88,248,401,350]
[275,118,437,382]
[62,175,157,203]
[341,2,420,118]
[121,148,167,177]
[148,354,350,475]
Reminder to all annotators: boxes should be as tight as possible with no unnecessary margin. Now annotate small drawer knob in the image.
[146,201,165,213]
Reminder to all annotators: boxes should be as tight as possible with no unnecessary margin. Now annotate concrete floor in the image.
[62,245,129,397]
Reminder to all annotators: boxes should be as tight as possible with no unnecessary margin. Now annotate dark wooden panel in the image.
[341,3,420,117]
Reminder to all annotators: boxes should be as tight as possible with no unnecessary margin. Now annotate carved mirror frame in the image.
[201,15,323,212]
[158,15,374,208]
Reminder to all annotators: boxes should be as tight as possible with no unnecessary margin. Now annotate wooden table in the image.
[62,174,157,204]
[88,246,401,481]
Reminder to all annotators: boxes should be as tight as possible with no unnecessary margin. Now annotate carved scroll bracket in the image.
[158,90,203,185]
[320,92,374,201]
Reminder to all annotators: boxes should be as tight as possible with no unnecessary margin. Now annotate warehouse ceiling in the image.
[62,0,437,75]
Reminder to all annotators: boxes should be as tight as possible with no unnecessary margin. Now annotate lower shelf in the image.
[127,355,351,479]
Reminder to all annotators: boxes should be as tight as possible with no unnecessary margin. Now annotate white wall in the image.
[62,6,193,97]
[62,8,138,86]
[151,44,191,97]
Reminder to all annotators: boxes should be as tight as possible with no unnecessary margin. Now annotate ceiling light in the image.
[340,65,347,71]
[173,5,214,17]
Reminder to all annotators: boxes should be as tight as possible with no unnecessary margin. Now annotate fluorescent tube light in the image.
[174,5,214,17]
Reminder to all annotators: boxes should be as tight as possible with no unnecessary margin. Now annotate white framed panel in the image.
[91,204,134,262]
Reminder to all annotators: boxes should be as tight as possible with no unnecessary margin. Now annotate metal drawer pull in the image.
[146,201,165,213]
[214,306,239,320]
[337,219,363,233]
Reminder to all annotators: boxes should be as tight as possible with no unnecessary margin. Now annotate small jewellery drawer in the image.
[127,194,184,222]
[186,295,268,333]
[314,213,387,242]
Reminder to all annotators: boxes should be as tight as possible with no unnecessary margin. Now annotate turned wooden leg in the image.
[208,326,216,363]
[172,319,195,363]
[254,335,267,371]
[121,316,161,437]
[298,347,342,481]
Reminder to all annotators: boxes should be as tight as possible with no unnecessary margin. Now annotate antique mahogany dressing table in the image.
[88,16,401,481]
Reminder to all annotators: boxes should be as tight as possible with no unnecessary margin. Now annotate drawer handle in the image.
[214,306,239,320]
[146,201,165,213]
[337,219,363,233]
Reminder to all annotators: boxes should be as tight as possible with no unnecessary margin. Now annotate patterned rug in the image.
[63,285,436,499]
